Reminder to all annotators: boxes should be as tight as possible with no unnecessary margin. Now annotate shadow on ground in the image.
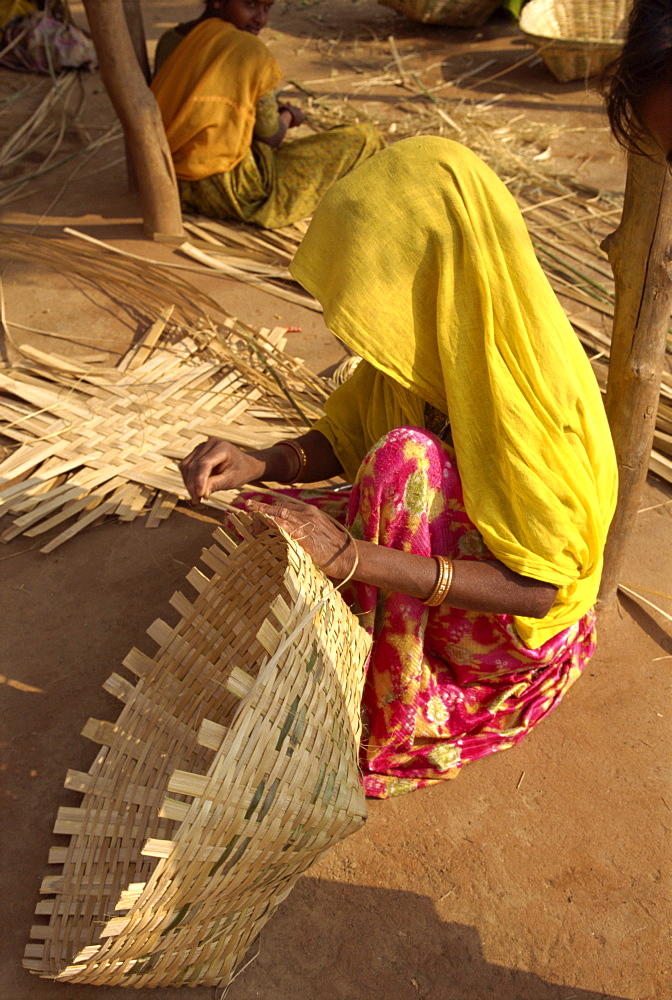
[10,879,629,1000]
[226,877,628,1000]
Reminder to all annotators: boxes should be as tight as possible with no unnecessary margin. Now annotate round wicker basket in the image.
[377,0,501,28]
[23,516,371,988]
[519,0,630,83]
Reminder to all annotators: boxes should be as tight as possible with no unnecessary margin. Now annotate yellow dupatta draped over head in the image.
[290,137,618,648]
[150,18,282,181]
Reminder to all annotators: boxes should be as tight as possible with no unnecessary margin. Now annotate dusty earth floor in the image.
[1,3,671,999]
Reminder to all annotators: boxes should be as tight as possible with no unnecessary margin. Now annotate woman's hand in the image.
[179,437,265,503]
[245,498,355,579]
[279,103,305,128]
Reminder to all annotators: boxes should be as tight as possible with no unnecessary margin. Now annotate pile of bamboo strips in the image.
[180,215,319,312]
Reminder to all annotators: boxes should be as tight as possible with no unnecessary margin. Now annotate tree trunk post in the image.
[122,0,150,83]
[598,148,672,603]
[121,0,150,192]
[83,0,183,240]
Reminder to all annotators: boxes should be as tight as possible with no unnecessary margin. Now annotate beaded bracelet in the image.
[277,439,308,483]
[423,555,454,607]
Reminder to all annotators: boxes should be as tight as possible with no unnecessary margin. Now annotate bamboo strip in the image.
[117,305,176,373]
[178,242,322,312]
[40,483,137,552]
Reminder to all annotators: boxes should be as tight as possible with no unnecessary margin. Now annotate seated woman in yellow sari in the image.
[179,138,618,798]
[150,0,384,229]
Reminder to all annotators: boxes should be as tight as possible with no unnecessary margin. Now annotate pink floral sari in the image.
[250,427,595,799]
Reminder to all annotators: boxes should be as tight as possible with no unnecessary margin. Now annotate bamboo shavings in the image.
[618,583,672,625]
[0,72,122,206]
[178,237,321,312]
[0,224,225,333]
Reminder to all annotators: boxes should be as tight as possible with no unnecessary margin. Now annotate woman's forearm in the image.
[346,541,558,619]
[241,493,557,619]
[253,430,344,483]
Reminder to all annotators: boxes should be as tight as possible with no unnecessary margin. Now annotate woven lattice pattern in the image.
[520,0,630,82]
[23,516,371,987]
[377,0,500,26]
[0,326,315,552]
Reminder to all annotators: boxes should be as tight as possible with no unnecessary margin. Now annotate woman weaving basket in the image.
[180,138,618,799]
[150,0,384,229]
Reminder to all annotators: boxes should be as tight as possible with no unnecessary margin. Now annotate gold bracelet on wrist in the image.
[423,555,454,607]
[277,439,308,483]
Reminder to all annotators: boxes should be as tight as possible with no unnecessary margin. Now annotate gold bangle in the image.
[423,555,454,607]
[277,439,308,483]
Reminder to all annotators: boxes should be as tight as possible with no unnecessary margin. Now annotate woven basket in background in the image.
[377,0,501,27]
[23,515,371,988]
[519,0,630,82]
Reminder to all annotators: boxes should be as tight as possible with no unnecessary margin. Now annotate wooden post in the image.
[122,0,150,83]
[598,147,672,602]
[120,0,150,193]
[83,0,183,240]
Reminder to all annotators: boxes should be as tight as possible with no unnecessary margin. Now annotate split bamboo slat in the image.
[0,323,328,551]
[23,516,372,987]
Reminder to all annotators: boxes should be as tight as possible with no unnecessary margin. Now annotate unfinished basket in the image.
[23,515,371,988]
[519,0,630,82]
[377,0,501,28]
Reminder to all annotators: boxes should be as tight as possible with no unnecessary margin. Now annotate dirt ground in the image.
[1,3,671,999]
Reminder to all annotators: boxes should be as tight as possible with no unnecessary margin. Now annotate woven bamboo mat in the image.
[23,514,372,987]
[0,317,330,552]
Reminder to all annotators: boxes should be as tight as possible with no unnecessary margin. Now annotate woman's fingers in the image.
[245,497,309,523]
[179,438,232,502]
[245,498,304,532]
[244,498,352,577]
[245,500,307,537]
[179,452,214,503]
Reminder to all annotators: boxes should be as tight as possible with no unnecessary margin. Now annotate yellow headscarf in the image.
[290,137,617,648]
[150,19,282,180]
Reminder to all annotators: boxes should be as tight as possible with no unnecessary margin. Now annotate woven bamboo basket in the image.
[519,0,630,82]
[23,515,371,988]
[377,0,501,28]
